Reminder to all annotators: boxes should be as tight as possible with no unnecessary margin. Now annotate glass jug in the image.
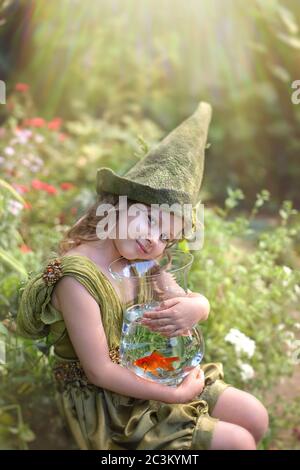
[108,249,205,386]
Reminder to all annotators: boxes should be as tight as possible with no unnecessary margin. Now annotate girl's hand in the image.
[173,366,205,404]
[140,294,210,337]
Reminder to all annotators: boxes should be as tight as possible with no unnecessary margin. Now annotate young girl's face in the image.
[113,204,183,260]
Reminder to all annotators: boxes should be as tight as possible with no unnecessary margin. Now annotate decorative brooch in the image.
[42,258,63,286]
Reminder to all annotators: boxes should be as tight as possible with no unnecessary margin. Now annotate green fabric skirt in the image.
[53,360,231,451]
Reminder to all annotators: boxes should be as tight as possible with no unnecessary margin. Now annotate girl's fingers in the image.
[154,325,174,332]
[157,298,180,309]
[141,316,171,325]
[143,309,171,319]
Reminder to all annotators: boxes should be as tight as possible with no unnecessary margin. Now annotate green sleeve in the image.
[16,254,123,351]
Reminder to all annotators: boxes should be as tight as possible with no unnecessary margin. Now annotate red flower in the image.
[31,179,57,195]
[31,179,45,190]
[20,244,32,253]
[48,117,62,131]
[15,83,29,93]
[24,117,46,128]
[12,183,29,194]
[60,182,75,191]
[23,201,32,210]
[71,207,78,215]
[44,183,57,195]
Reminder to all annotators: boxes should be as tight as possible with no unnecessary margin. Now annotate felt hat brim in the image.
[96,167,189,211]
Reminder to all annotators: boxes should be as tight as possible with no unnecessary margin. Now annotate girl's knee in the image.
[212,387,269,444]
[231,426,257,450]
[248,398,269,443]
[210,422,256,450]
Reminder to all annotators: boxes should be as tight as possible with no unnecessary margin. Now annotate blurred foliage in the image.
[1,0,299,208]
[0,0,34,87]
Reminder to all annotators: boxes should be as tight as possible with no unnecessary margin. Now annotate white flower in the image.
[30,165,40,172]
[289,340,300,365]
[294,322,300,330]
[7,199,23,216]
[294,285,300,297]
[283,331,296,351]
[277,323,285,331]
[4,146,15,156]
[238,361,255,381]
[34,157,43,166]
[283,331,295,340]
[34,134,44,143]
[283,266,292,275]
[253,278,266,292]
[206,259,214,267]
[225,328,256,358]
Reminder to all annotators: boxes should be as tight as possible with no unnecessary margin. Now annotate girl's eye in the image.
[160,232,170,242]
[148,214,157,226]
[147,213,172,244]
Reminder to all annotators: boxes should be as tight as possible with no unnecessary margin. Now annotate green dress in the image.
[17,254,231,450]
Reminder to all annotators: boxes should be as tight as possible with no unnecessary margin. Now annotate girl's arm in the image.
[53,276,190,404]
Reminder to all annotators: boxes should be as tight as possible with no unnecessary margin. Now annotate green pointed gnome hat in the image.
[96,101,212,222]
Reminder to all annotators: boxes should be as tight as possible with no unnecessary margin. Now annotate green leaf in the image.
[269,64,290,83]
[277,33,300,49]
[18,425,36,443]
[0,323,9,336]
[0,249,28,278]
[0,179,26,205]
[277,5,298,35]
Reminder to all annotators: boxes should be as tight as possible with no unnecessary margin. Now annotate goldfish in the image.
[133,350,180,376]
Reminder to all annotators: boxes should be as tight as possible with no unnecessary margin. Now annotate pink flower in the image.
[4,146,15,156]
[14,128,32,144]
[15,83,29,93]
[7,199,23,216]
[58,133,68,142]
[12,183,30,194]
[20,244,32,253]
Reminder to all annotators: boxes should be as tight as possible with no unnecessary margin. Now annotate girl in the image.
[17,101,268,450]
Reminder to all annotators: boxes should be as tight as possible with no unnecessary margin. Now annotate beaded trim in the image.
[109,345,121,365]
[42,258,63,286]
[53,346,121,391]
[53,361,90,391]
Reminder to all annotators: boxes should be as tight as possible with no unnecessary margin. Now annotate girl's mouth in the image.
[136,239,148,254]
